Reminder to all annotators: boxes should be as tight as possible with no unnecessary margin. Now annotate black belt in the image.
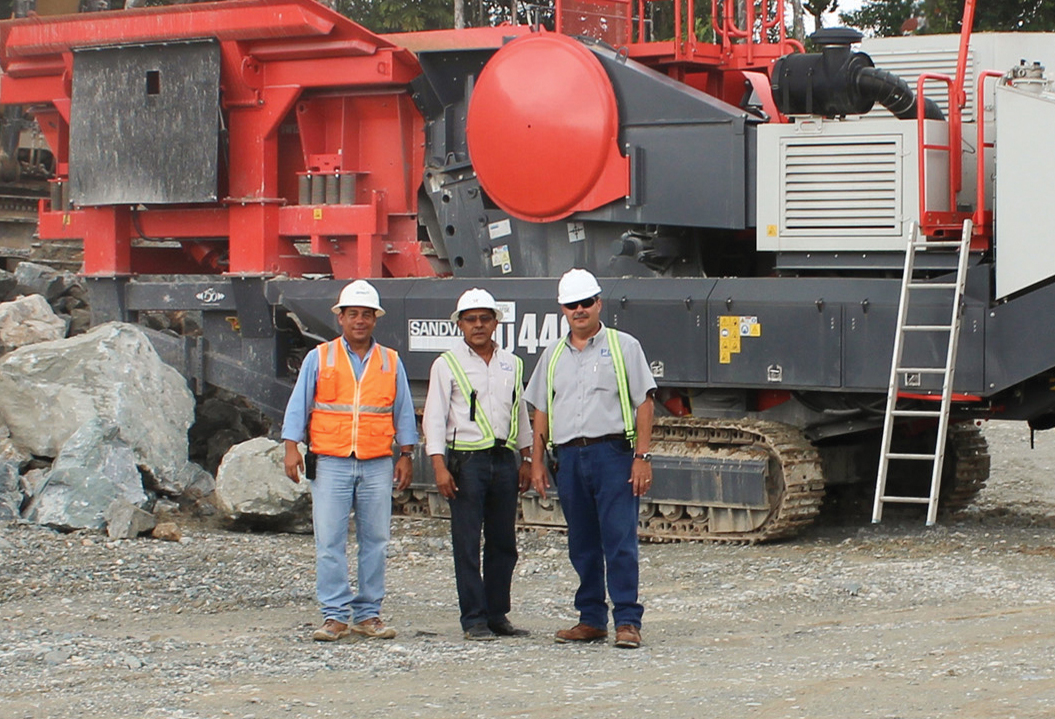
[449,440,510,454]
[559,433,626,448]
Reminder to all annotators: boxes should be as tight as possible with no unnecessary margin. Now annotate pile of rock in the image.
[0,261,91,352]
[0,261,312,538]
[0,322,215,537]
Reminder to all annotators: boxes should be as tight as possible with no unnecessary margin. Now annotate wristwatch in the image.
[521,456,533,463]
[399,451,414,459]
[633,452,652,462]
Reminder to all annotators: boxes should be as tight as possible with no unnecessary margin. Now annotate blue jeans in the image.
[447,447,520,630]
[310,454,393,624]
[556,439,642,629]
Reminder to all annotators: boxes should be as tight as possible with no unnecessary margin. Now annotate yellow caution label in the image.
[766,225,778,237]
[718,315,761,364]
[313,208,323,220]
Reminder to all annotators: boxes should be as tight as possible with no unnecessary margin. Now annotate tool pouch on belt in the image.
[305,450,318,480]
[445,449,464,479]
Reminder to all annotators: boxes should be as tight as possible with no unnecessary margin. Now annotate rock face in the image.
[0,322,202,496]
[0,294,67,353]
[215,438,312,534]
[0,461,20,519]
[22,420,149,531]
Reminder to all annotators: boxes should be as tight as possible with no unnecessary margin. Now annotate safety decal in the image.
[718,315,761,364]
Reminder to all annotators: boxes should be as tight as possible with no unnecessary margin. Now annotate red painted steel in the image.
[466,33,629,223]
[0,0,431,279]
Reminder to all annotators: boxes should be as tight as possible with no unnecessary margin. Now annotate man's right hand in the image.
[434,464,458,499]
[530,462,549,500]
[284,441,304,483]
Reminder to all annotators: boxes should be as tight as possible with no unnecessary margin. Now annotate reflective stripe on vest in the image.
[441,350,523,451]
[546,327,635,448]
[309,340,398,459]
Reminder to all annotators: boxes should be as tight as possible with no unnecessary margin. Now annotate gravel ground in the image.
[4,420,1055,719]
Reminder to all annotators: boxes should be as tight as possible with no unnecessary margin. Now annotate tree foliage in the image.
[841,0,1055,37]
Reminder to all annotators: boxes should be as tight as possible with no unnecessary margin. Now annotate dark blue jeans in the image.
[447,448,520,630]
[556,439,642,629]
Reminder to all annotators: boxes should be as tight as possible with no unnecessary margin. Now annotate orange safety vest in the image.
[308,339,399,460]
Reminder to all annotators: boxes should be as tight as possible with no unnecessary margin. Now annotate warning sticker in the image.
[718,315,761,364]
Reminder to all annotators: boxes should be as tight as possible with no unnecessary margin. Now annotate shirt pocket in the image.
[316,367,339,403]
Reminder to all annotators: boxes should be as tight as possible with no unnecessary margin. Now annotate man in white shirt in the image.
[422,288,533,641]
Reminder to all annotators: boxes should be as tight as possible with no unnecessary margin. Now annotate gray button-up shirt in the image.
[423,341,532,456]
[524,323,656,446]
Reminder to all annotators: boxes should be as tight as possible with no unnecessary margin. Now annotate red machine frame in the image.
[0,0,446,278]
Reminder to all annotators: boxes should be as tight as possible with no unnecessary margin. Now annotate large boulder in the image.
[215,438,312,533]
[0,294,68,353]
[0,322,200,496]
[21,420,148,531]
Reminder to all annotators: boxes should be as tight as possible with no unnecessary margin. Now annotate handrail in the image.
[916,73,958,231]
[974,70,1004,232]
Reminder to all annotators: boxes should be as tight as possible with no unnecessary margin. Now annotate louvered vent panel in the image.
[782,139,900,234]
[862,49,975,121]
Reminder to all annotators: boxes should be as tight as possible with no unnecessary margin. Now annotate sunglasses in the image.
[562,296,598,311]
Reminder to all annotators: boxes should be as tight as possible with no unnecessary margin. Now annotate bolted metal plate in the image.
[69,40,220,206]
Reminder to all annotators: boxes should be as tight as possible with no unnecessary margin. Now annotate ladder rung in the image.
[907,282,958,290]
[884,452,937,460]
[902,324,953,332]
[879,496,932,504]
[910,240,962,249]
[890,409,942,418]
[896,367,948,374]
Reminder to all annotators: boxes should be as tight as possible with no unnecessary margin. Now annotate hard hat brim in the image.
[557,290,601,305]
[451,307,504,323]
[332,303,386,317]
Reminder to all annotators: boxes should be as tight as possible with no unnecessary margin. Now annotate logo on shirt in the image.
[601,348,611,357]
[499,361,514,372]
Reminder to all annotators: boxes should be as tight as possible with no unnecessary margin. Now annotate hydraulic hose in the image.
[855,66,945,120]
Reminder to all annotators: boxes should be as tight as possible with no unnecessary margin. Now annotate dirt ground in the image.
[4,419,1055,719]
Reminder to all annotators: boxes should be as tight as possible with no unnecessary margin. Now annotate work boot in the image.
[614,624,642,649]
[463,623,499,641]
[312,618,351,642]
[350,616,397,639]
[488,618,529,637]
[554,623,608,644]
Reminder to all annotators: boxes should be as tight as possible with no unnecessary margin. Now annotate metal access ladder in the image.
[873,219,973,525]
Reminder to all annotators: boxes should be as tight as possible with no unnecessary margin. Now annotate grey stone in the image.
[19,468,47,499]
[0,269,17,302]
[214,438,312,533]
[0,294,68,353]
[0,460,21,520]
[22,420,148,531]
[13,261,79,302]
[105,500,157,540]
[0,423,31,466]
[0,322,199,496]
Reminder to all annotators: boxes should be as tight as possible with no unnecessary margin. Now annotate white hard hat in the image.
[451,287,503,322]
[331,280,385,316]
[557,268,603,305]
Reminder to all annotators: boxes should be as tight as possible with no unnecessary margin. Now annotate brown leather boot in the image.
[614,624,641,649]
[554,623,608,644]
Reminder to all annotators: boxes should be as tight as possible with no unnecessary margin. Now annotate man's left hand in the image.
[394,455,413,491]
[630,458,652,497]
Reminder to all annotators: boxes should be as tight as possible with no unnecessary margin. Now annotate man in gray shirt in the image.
[524,269,656,649]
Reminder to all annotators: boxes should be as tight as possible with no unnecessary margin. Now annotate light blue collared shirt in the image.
[281,338,419,451]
